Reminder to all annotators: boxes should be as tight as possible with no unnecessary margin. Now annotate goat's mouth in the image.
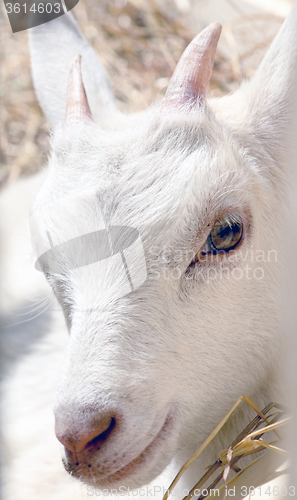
[62,411,176,488]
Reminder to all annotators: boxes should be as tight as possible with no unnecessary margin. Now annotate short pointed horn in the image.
[65,55,93,125]
[163,22,222,108]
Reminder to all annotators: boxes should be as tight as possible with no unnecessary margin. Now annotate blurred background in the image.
[0,0,294,186]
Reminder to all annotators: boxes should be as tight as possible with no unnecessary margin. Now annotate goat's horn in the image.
[163,22,222,108]
[65,55,93,125]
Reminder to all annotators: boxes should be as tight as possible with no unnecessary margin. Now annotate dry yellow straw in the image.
[163,396,284,500]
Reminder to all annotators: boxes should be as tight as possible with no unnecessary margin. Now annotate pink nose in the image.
[55,414,116,454]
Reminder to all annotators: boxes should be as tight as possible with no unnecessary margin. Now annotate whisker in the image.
[11,297,52,318]
[1,301,53,330]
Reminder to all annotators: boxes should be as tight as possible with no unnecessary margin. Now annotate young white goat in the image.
[1,3,297,498]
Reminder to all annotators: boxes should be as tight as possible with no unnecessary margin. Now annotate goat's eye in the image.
[203,215,243,255]
[187,214,244,269]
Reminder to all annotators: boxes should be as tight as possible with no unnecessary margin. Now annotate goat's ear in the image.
[29,13,118,128]
[222,3,297,166]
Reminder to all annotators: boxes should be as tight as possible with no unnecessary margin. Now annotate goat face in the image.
[29,8,296,490]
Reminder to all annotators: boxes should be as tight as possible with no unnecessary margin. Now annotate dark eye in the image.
[204,215,243,254]
[187,214,244,270]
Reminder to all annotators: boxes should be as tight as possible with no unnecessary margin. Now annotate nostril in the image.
[89,416,116,445]
[55,414,116,454]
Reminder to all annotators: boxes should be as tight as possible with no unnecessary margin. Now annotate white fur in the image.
[1,3,297,498]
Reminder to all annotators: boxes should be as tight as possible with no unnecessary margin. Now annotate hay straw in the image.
[163,397,290,500]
